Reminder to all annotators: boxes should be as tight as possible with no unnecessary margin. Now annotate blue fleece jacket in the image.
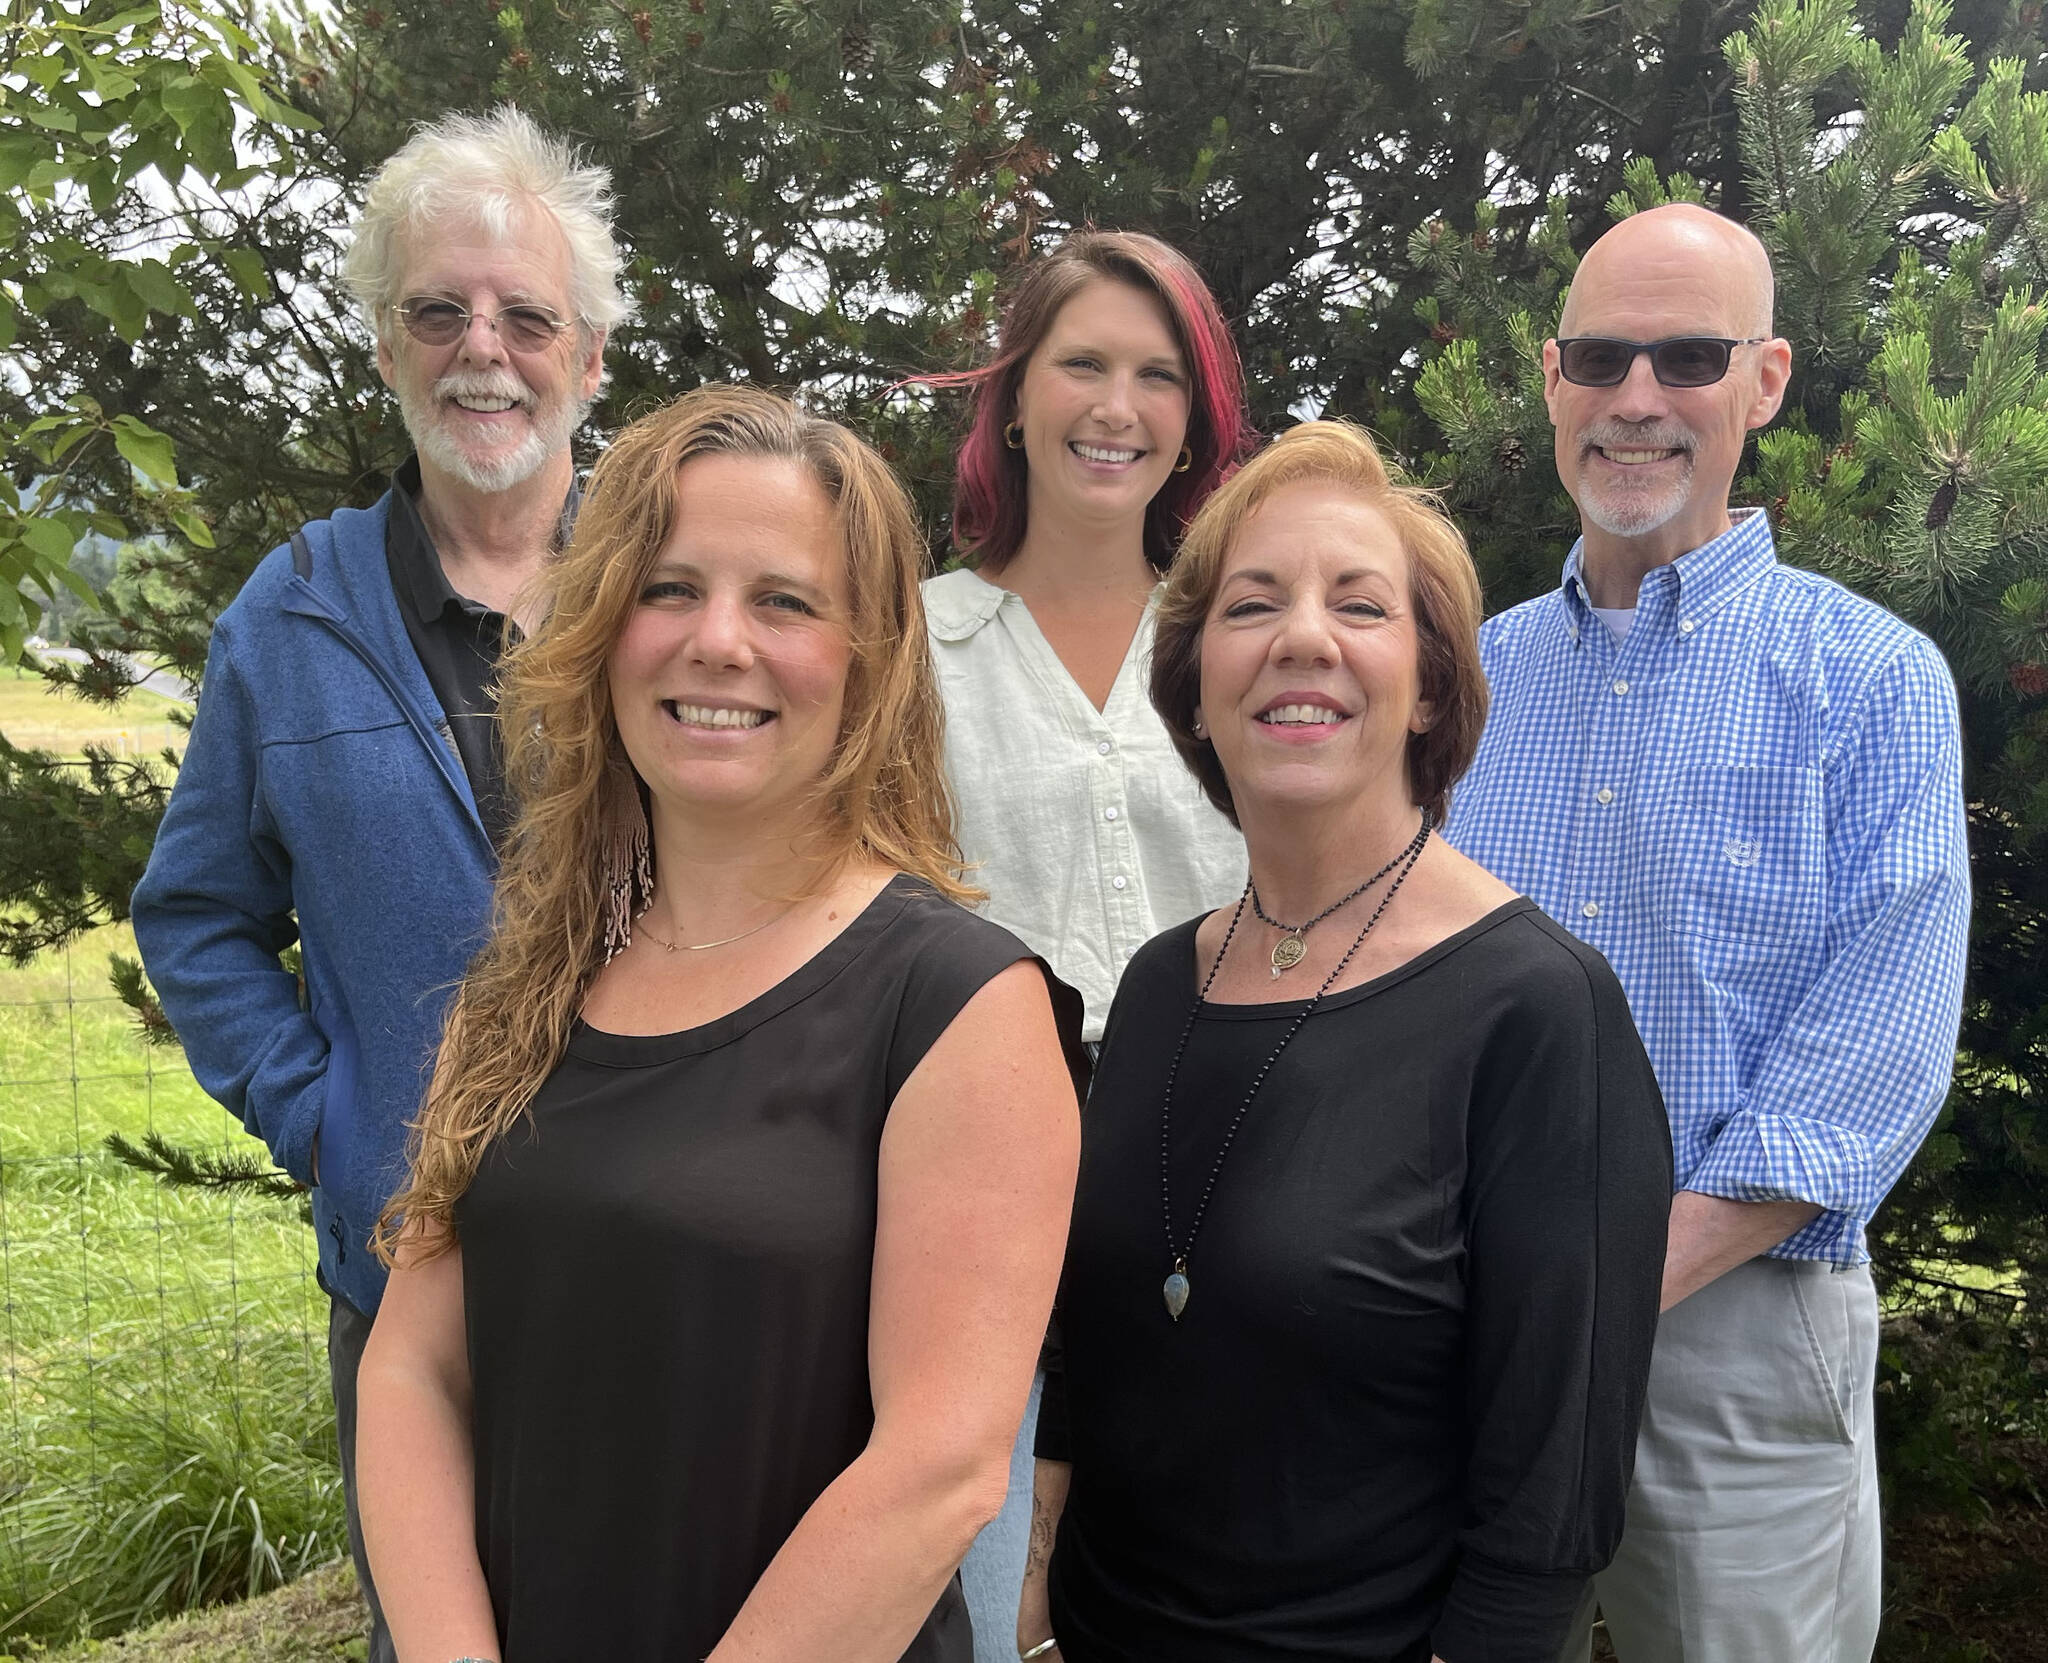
[131,497,496,1317]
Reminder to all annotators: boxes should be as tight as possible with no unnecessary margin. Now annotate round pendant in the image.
[1270,934,1307,975]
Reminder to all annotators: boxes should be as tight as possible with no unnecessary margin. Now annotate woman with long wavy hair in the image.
[356,385,1083,1663]
[914,231,1253,1660]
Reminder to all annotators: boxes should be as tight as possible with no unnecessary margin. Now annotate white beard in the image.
[1574,424,1697,539]
[400,368,592,494]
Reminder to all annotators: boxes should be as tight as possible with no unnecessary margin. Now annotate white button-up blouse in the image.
[923,567,1248,1040]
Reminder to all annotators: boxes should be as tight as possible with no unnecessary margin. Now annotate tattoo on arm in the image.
[1026,1488,1058,1577]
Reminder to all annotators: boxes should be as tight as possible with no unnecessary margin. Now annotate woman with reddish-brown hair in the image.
[914,230,1252,1660]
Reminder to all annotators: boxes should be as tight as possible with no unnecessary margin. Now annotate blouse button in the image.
[1596,787,1615,805]
[1112,875,1128,890]
[1612,679,1630,696]
[1679,618,1696,635]
[1104,806,1120,821]
[1096,740,1113,755]
[1582,900,1601,918]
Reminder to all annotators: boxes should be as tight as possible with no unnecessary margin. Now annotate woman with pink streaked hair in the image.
[916,230,1253,1661]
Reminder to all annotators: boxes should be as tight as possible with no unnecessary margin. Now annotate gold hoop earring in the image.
[1004,422,1025,450]
[1174,446,1193,473]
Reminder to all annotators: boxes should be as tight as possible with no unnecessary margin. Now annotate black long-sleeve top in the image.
[1036,899,1672,1663]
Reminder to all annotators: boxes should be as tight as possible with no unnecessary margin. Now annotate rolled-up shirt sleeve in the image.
[1432,945,1672,1663]
[1683,637,1970,1262]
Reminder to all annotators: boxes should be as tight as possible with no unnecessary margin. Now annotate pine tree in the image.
[1,0,1788,967]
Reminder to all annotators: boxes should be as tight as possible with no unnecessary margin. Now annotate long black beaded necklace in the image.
[1250,838,1417,977]
[1159,811,1433,1322]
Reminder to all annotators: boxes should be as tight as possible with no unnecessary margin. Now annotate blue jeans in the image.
[959,1369,1044,1663]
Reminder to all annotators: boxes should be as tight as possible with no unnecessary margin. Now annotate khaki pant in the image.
[1559,1257,1881,1663]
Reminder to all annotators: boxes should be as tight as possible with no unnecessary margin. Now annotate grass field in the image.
[0,925,340,1650]
[0,668,186,761]
[32,1560,368,1663]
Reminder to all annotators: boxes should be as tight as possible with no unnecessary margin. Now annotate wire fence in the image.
[0,929,343,1649]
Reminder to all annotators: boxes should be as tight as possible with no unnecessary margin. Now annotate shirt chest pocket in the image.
[1649,764,1825,945]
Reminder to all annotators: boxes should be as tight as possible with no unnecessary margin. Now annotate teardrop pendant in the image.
[1163,1266,1190,1320]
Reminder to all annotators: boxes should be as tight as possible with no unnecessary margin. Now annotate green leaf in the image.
[260,97,323,133]
[56,563,97,605]
[172,507,216,548]
[24,46,68,92]
[18,515,79,570]
[221,246,270,300]
[158,75,217,135]
[200,53,263,107]
[110,416,179,486]
[0,136,45,192]
[110,281,149,342]
[27,105,79,133]
[87,63,141,102]
[122,257,192,318]
[80,275,148,342]
[204,12,260,52]
[49,420,98,462]
[100,5,167,34]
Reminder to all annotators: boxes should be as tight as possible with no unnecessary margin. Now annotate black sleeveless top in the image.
[457,876,1079,1662]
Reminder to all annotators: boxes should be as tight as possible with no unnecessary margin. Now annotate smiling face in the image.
[606,453,853,836]
[1198,481,1431,829]
[378,201,605,495]
[1012,277,1192,537]
[1543,207,1790,575]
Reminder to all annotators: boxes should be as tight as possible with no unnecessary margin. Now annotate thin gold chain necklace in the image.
[634,902,798,954]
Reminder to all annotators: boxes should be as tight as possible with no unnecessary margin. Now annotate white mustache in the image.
[1582,422,1696,454]
[434,371,532,408]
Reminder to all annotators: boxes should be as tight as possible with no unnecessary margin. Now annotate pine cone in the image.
[1926,476,1959,530]
[2010,661,2048,699]
[1497,434,1527,473]
[841,23,876,75]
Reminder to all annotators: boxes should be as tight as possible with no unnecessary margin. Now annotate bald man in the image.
[1446,204,1971,1661]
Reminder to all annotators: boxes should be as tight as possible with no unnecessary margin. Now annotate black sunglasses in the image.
[1556,335,1769,389]
[393,297,574,354]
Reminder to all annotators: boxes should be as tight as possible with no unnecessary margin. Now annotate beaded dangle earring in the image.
[601,761,653,963]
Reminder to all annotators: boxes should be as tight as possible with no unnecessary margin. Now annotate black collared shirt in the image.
[384,457,568,854]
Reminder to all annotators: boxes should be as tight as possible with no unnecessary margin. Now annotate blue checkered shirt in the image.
[1445,511,1971,1264]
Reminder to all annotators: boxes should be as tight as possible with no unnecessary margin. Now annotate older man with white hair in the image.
[133,107,628,1663]
[1448,204,1971,1662]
